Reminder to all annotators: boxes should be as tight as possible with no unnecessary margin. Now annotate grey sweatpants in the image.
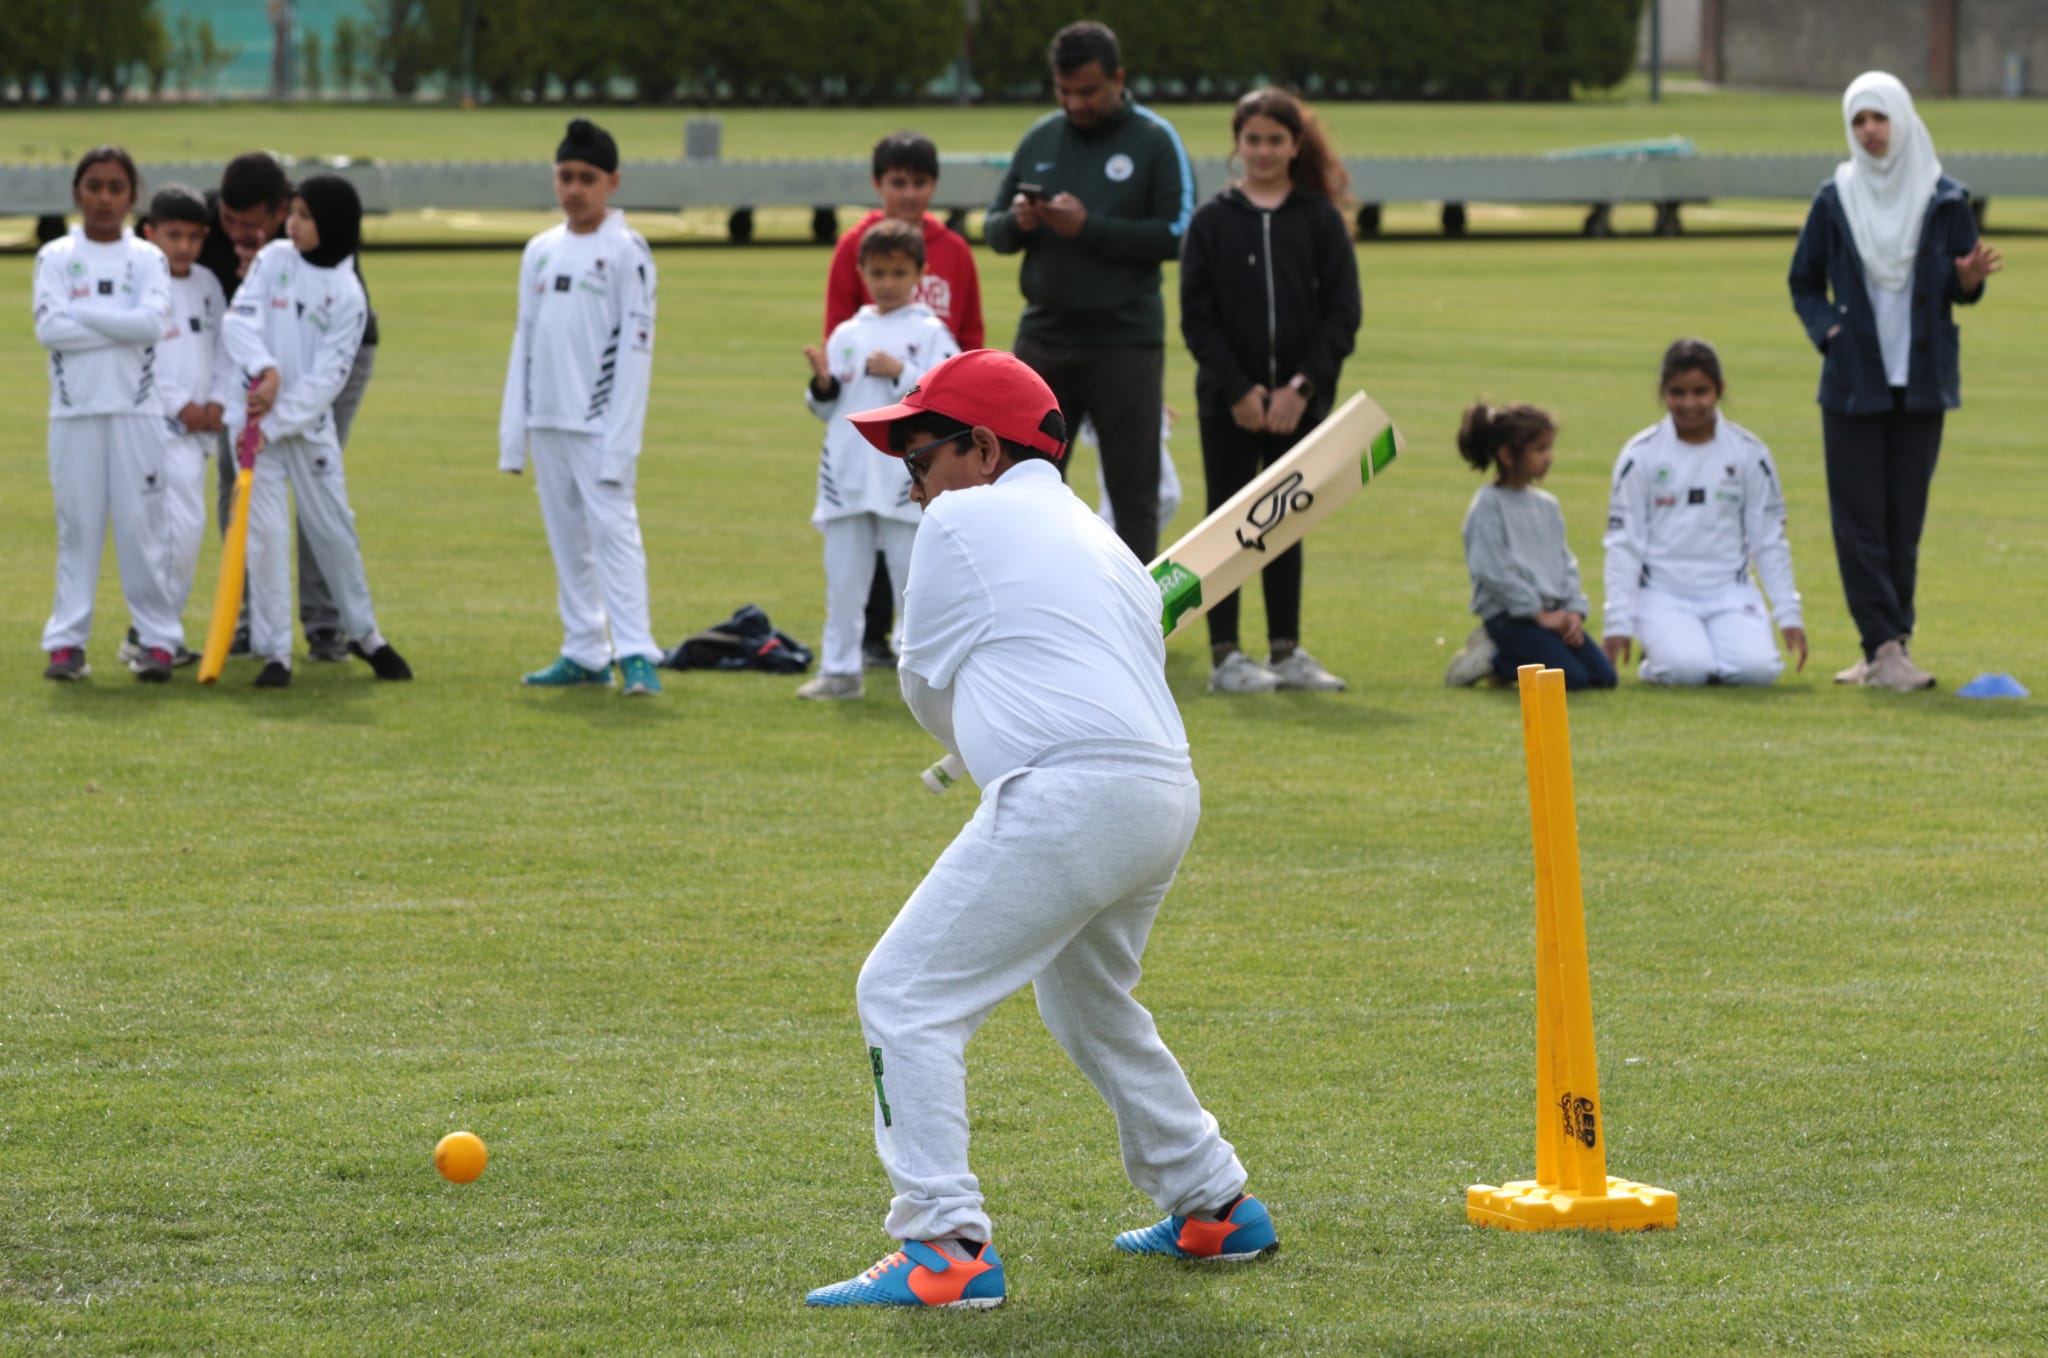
[856,744,1247,1243]
[219,341,376,635]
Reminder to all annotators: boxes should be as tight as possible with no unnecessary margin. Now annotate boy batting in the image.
[806,350,1277,1310]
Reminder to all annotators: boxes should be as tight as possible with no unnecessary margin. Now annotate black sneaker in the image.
[306,627,349,662]
[254,660,292,688]
[44,647,90,681]
[349,640,413,681]
[229,627,251,657]
[171,646,201,668]
[131,646,175,683]
[862,640,899,671]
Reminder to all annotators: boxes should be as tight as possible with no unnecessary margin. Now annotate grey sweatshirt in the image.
[1462,483,1591,621]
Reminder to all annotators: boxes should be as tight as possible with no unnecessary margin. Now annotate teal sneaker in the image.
[523,656,612,687]
[1113,1193,1279,1262]
[805,1239,1004,1309]
[619,655,663,697]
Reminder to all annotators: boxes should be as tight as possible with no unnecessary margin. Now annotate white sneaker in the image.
[797,672,864,701]
[1269,649,1346,691]
[1208,650,1280,694]
[1833,656,1868,684]
[1444,626,1497,687]
[1863,639,1935,691]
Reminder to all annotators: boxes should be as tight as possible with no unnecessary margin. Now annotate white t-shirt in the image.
[222,241,367,453]
[157,269,230,446]
[1866,278,1911,388]
[899,460,1188,785]
[31,226,172,419]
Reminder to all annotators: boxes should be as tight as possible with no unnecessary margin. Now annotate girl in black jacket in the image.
[1179,88,1362,693]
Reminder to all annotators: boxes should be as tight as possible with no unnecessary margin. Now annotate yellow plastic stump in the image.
[1466,665,1677,1233]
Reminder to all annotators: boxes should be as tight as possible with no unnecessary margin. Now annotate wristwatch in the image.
[1288,374,1316,400]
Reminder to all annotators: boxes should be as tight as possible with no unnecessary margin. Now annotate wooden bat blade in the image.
[197,467,253,685]
[1149,391,1401,640]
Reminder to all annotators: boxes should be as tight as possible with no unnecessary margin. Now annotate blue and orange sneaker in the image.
[1113,1193,1279,1262]
[805,1239,1005,1309]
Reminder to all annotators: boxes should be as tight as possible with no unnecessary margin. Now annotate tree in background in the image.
[372,0,437,96]
[333,15,363,97]
[302,28,325,97]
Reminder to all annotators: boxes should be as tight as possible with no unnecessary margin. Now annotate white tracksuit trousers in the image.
[529,429,657,670]
[1636,582,1784,687]
[857,745,1248,1244]
[820,515,915,678]
[247,436,380,665]
[160,432,211,620]
[42,414,184,654]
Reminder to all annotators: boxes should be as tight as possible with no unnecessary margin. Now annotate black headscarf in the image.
[556,118,620,173]
[295,174,361,269]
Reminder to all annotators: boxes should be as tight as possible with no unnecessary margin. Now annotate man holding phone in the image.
[984,20,1195,564]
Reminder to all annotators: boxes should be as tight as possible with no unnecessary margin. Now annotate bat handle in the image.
[921,752,968,795]
[238,375,264,468]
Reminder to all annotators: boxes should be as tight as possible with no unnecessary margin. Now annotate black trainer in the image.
[306,627,349,662]
[349,640,413,681]
[229,626,251,657]
[254,661,292,688]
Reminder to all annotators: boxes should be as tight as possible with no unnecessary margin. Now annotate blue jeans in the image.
[1484,616,1617,691]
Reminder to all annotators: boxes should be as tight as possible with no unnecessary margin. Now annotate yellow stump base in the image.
[1466,1176,1678,1232]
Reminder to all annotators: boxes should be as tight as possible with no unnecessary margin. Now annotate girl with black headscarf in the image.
[222,174,412,687]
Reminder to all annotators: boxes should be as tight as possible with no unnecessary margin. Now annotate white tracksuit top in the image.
[222,240,368,454]
[498,211,657,484]
[804,303,959,528]
[32,226,173,419]
[1601,414,1803,638]
[155,269,232,444]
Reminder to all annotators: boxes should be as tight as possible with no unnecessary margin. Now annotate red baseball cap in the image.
[847,349,1068,461]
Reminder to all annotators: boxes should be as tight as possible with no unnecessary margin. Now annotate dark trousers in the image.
[863,557,893,652]
[1197,414,1305,650]
[1485,616,1617,691]
[1821,393,1944,659]
[1012,334,1165,563]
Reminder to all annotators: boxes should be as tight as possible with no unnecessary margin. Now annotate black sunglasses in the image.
[902,428,974,485]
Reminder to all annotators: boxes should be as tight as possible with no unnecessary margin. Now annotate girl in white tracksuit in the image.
[223,175,410,687]
[800,220,960,694]
[1601,339,1808,686]
[498,119,662,694]
[32,146,184,681]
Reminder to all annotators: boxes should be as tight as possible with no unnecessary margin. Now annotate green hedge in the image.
[4,0,1640,106]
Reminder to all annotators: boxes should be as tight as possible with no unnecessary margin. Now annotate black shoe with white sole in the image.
[254,661,292,688]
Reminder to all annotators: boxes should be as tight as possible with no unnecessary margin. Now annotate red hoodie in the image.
[823,209,984,352]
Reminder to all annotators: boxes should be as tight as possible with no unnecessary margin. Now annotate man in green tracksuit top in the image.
[984,20,1195,564]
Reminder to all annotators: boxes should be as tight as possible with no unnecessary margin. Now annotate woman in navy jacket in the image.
[1179,88,1361,694]
[1788,71,2002,691]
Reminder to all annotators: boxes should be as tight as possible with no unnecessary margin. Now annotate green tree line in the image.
[4,0,1641,105]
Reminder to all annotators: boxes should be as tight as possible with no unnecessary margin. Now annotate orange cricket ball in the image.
[434,1130,489,1183]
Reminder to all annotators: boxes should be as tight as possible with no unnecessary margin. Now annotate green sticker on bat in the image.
[1152,560,1203,637]
[1363,426,1398,482]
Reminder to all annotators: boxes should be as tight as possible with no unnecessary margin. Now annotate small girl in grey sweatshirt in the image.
[1445,402,1618,691]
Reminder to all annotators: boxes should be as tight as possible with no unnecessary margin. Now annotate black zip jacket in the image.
[1178,186,1360,422]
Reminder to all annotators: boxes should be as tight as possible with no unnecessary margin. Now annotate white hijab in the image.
[1834,71,1943,291]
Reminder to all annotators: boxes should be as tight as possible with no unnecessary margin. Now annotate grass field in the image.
[5,111,2048,1353]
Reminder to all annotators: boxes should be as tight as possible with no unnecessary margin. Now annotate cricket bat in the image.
[921,390,1404,792]
[197,415,263,685]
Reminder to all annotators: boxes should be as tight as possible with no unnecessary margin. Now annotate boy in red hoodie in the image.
[824,132,983,353]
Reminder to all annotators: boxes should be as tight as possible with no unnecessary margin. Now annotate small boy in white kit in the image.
[223,174,411,689]
[141,185,230,661]
[798,218,960,700]
[499,118,664,698]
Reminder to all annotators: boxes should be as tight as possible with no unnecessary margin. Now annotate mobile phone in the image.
[1017,183,1046,203]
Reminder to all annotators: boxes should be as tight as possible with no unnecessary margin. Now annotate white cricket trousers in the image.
[1636,581,1784,686]
[247,435,381,665]
[529,429,657,670]
[160,432,211,620]
[857,743,1248,1244]
[819,514,915,677]
[42,414,184,654]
